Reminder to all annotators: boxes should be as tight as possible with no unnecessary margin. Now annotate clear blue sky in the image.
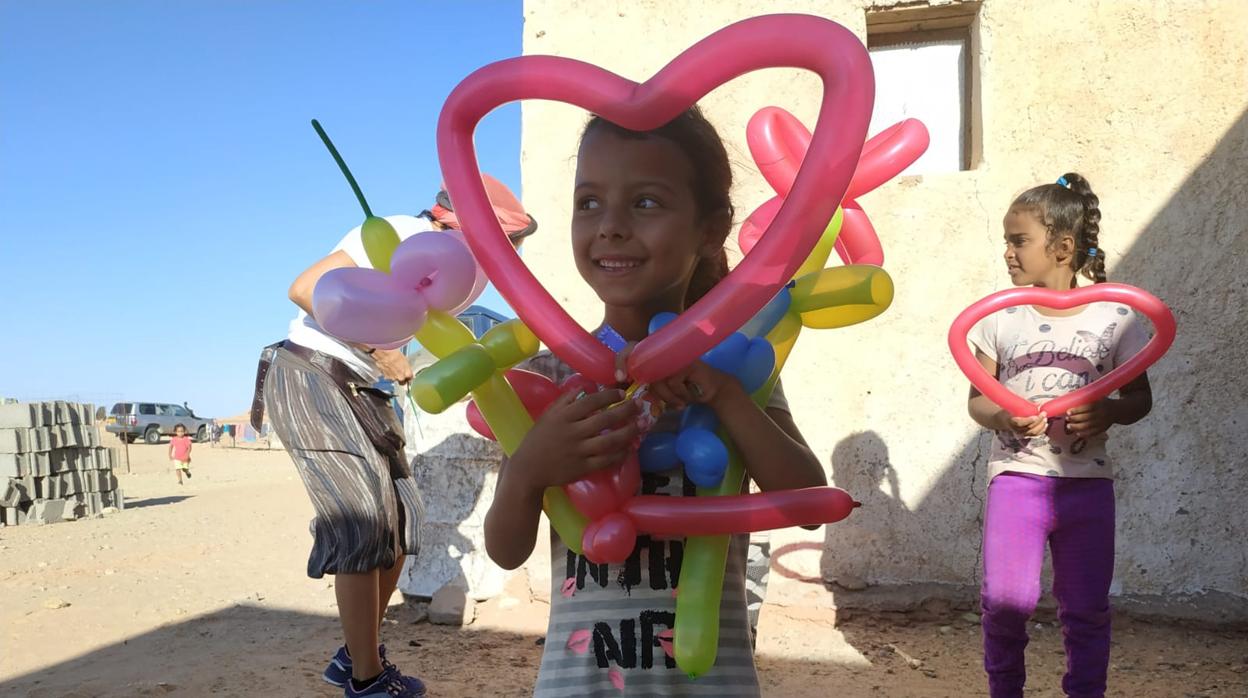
[0,1,524,417]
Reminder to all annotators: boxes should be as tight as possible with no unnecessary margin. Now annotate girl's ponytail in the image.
[1061,172,1107,284]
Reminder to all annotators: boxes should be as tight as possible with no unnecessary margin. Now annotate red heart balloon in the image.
[948,283,1176,418]
[436,15,873,384]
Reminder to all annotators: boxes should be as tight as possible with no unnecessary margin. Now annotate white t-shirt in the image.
[286,214,436,381]
[968,301,1151,482]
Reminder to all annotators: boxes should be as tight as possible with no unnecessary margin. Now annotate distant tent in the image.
[217,411,279,448]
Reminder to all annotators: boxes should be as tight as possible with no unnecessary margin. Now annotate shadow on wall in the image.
[1107,107,1248,601]
[403,428,504,600]
[820,430,990,607]
[815,108,1248,618]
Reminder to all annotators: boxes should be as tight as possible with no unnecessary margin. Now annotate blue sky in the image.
[0,1,524,417]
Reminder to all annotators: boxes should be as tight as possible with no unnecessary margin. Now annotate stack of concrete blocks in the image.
[0,401,124,526]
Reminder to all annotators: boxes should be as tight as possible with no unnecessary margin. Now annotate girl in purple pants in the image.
[965,173,1155,697]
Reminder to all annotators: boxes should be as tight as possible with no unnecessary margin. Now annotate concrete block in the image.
[103,488,124,510]
[99,471,117,492]
[3,506,17,526]
[0,403,38,429]
[1,479,22,507]
[63,471,84,496]
[0,429,27,454]
[3,427,54,453]
[29,498,67,524]
[428,583,475,626]
[32,451,51,477]
[34,475,58,500]
[54,401,70,425]
[10,476,34,503]
[39,403,53,427]
[0,452,24,478]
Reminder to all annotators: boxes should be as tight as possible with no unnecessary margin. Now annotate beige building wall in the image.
[517,0,1247,617]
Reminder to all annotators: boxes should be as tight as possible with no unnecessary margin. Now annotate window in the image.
[172,405,190,417]
[139,404,156,415]
[866,2,980,173]
[111,403,131,415]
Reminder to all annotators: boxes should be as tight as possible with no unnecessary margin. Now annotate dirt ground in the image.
[1,434,1246,697]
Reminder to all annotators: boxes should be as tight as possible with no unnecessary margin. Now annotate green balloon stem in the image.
[311,118,374,218]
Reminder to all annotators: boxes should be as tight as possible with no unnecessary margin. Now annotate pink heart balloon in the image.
[437,15,874,385]
[312,268,429,346]
[948,284,1176,418]
[390,232,478,312]
[443,228,489,315]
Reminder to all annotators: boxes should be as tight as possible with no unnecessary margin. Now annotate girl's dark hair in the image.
[1010,172,1105,285]
[580,106,733,306]
[174,423,186,432]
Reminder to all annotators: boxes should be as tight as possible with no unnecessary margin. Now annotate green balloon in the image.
[361,216,401,273]
[409,344,495,414]
[480,319,541,368]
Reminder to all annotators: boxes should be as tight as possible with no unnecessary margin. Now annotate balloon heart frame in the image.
[948,284,1176,417]
[436,14,874,386]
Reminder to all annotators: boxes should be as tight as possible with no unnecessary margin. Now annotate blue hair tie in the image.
[1087,247,1098,257]
[1056,176,1069,187]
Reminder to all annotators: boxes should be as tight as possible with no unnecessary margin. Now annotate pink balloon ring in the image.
[948,284,1176,418]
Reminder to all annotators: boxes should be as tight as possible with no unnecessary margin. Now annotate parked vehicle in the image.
[105,402,215,444]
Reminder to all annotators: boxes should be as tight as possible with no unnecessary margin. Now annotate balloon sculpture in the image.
[312,14,930,679]
[948,284,1176,417]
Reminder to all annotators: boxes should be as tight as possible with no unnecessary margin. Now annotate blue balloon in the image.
[739,338,777,394]
[676,428,729,488]
[680,404,720,433]
[701,332,749,377]
[638,431,680,473]
[648,312,678,336]
[738,288,792,339]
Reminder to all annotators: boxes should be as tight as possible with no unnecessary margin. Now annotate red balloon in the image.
[743,108,930,268]
[565,467,627,521]
[845,118,930,201]
[948,284,1176,418]
[623,487,860,536]
[837,203,884,266]
[582,512,637,564]
[466,368,561,441]
[746,106,810,198]
[738,196,782,257]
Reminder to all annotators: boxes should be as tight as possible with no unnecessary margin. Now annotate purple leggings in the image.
[981,472,1115,698]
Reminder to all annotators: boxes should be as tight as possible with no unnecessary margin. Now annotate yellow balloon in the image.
[794,206,844,279]
[414,310,477,357]
[480,320,540,368]
[409,310,586,554]
[361,216,401,273]
[791,265,894,329]
[410,344,495,414]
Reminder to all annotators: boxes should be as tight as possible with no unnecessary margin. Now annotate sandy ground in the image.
[1,434,1246,697]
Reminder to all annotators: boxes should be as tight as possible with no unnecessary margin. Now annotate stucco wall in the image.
[515,0,1247,616]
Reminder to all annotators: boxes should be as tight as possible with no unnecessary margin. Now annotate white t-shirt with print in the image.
[968,301,1151,482]
[285,214,435,381]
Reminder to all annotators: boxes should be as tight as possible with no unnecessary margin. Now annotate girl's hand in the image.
[509,388,639,495]
[1003,412,1048,438]
[1065,400,1118,438]
[648,360,741,411]
[373,349,414,384]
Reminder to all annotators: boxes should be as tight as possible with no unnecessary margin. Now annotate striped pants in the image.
[264,346,424,578]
